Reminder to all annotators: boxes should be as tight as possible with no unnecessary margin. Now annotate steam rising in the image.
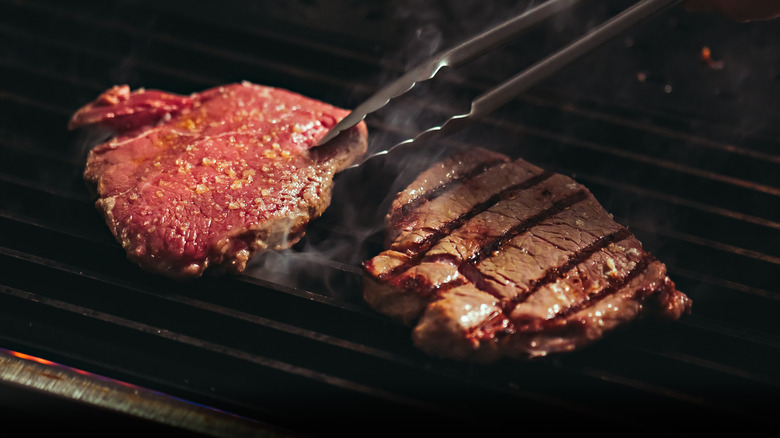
[73,0,779,299]
[242,1,576,299]
[242,2,550,298]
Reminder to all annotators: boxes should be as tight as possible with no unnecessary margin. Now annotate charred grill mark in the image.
[376,170,556,283]
[518,227,633,301]
[468,254,654,342]
[458,261,503,298]
[515,255,656,334]
[412,170,557,256]
[393,274,467,298]
[389,157,509,227]
[399,275,470,299]
[454,189,590,340]
[470,233,652,341]
[393,253,469,298]
[467,188,590,266]
[464,215,635,342]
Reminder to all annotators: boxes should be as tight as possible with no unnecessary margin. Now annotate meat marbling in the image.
[70,82,367,279]
[363,147,691,361]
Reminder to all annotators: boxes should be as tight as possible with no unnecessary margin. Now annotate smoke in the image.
[242,1,579,294]
[242,0,714,299]
[72,125,113,165]
[244,1,536,298]
[242,148,431,300]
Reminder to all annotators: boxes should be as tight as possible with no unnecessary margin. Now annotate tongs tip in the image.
[316,112,366,147]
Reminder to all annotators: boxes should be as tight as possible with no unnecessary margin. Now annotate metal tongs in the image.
[317,0,682,166]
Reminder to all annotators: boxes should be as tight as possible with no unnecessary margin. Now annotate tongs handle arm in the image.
[348,0,683,168]
[469,0,682,119]
[316,0,584,146]
[437,0,584,68]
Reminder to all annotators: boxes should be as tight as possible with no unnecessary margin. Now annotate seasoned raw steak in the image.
[70,82,367,279]
[363,147,691,361]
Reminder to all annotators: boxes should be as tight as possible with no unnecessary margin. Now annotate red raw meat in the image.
[71,82,367,279]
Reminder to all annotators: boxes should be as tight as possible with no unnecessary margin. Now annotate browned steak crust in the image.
[363,147,691,361]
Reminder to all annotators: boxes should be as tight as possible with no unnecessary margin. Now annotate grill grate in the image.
[1,0,779,436]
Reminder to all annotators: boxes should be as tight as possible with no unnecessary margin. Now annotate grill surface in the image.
[1,0,779,436]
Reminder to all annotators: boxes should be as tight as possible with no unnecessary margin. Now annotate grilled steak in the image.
[363,147,691,361]
[70,82,367,279]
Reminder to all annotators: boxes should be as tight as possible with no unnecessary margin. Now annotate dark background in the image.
[1,1,778,436]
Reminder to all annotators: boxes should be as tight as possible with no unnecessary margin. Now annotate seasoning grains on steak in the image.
[70,82,367,279]
[363,147,691,361]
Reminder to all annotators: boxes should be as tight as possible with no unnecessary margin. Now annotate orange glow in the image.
[3,348,237,417]
[4,348,143,390]
[8,350,57,366]
[700,46,724,70]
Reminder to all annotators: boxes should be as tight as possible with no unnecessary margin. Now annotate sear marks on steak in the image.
[363,147,691,361]
[71,82,367,279]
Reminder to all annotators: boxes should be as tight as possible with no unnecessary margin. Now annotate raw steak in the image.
[363,147,691,361]
[70,82,367,279]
